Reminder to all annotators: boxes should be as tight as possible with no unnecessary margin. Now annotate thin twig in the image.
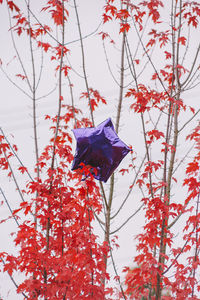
[7,2,32,91]
[0,66,32,99]
[110,203,144,235]
[73,0,95,125]
[36,83,58,101]
[67,75,77,128]
[36,36,44,90]
[108,239,127,300]
[65,21,102,46]
[0,128,34,181]
[2,149,25,203]
[181,43,200,88]
[103,40,121,87]
[0,187,20,226]
[178,108,200,133]
[24,0,102,47]
[132,17,169,97]
[1,258,28,299]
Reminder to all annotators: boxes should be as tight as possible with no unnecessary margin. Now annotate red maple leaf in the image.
[186,161,199,174]
[7,1,20,12]
[188,16,198,28]
[119,23,130,33]
[178,36,186,45]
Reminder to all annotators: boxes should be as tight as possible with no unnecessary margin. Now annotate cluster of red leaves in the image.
[99,31,115,44]
[126,82,189,119]
[80,88,107,112]
[42,0,69,26]
[103,0,164,34]
[184,123,200,205]
[6,0,71,79]
[5,1,52,38]
[103,1,131,33]
[126,84,166,113]
[182,1,200,28]
[166,123,200,298]
[140,0,163,23]
[3,0,70,92]
[147,29,170,48]
[124,191,173,298]
[124,122,200,299]
[123,150,171,297]
[0,107,110,299]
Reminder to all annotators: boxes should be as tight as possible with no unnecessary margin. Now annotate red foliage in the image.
[42,0,69,26]
[0,107,109,299]
[80,88,107,112]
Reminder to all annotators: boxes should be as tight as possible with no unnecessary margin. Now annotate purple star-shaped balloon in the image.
[71,118,131,182]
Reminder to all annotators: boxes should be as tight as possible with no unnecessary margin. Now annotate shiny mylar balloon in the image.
[71,118,131,182]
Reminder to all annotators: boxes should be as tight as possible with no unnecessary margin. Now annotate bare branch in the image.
[178,108,200,133]
[132,17,169,96]
[1,257,28,299]
[181,44,200,88]
[103,40,121,87]
[2,149,25,203]
[162,228,195,276]
[36,83,58,101]
[67,75,78,128]
[108,239,127,300]
[36,37,44,91]
[0,65,32,99]
[7,1,32,91]
[0,187,20,227]
[110,203,144,235]
[0,128,34,181]
[172,142,195,175]
[65,21,102,46]
[73,0,95,125]
[24,0,102,47]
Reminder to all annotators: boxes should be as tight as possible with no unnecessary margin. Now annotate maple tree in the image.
[0,0,200,299]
